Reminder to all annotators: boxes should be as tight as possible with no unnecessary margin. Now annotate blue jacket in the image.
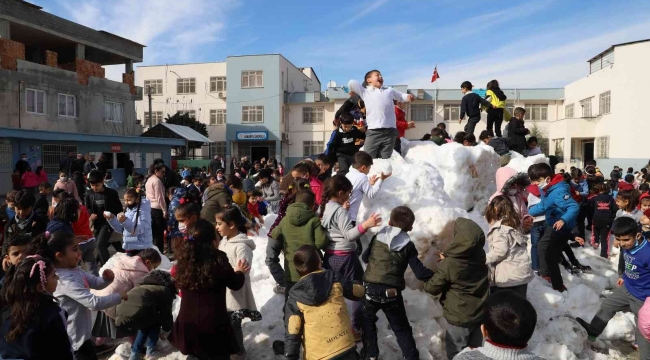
[622,239,650,300]
[529,174,580,231]
[108,198,153,251]
[47,219,74,235]
[570,179,589,203]
[168,187,188,238]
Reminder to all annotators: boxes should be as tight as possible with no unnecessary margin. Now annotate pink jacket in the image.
[489,167,529,220]
[91,253,149,318]
[53,180,81,203]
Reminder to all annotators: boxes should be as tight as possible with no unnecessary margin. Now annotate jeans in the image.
[336,153,354,175]
[95,223,120,265]
[538,226,570,290]
[445,324,483,360]
[80,239,98,276]
[131,325,160,356]
[324,252,364,331]
[364,128,398,159]
[463,115,481,137]
[265,236,285,287]
[486,108,504,137]
[361,295,419,360]
[530,221,546,271]
[151,208,166,251]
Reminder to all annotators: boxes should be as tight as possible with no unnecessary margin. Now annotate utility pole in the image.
[147,86,153,127]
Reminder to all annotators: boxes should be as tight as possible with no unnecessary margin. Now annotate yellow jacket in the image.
[284,270,365,360]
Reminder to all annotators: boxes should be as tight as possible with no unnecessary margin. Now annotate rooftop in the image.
[587,39,650,63]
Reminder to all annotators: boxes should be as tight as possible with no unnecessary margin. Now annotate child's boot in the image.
[145,346,162,360]
[576,317,599,341]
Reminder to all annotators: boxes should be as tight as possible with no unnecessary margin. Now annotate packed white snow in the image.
[106,145,636,360]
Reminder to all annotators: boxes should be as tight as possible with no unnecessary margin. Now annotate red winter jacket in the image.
[395,106,408,138]
[72,205,94,241]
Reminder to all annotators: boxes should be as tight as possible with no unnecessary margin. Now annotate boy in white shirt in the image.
[346,151,391,231]
[348,70,415,159]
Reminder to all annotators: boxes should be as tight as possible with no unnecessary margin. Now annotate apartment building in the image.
[0,0,182,194]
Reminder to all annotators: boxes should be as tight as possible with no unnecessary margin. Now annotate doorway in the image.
[251,146,269,163]
[583,141,594,167]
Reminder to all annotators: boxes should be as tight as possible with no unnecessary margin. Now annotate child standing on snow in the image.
[589,182,617,258]
[459,81,493,137]
[361,206,433,360]
[577,217,650,358]
[485,196,534,298]
[328,112,367,175]
[424,218,489,360]
[217,208,262,360]
[484,80,508,138]
[489,167,534,231]
[321,174,381,341]
[348,70,415,159]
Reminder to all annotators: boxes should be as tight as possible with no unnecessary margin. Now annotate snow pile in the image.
[506,152,549,173]
[401,139,499,213]
[106,148,636,360]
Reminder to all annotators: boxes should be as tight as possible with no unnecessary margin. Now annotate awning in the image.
[0,127,185,146]
[141,123,214,144]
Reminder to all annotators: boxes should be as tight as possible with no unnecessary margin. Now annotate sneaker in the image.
[563,265,581,275]
[576,317,599,341]
[570,242,582,248]
[129,351,144,360]
[574,264,592,273]
[591,242,600,249]
[272,340,285,355]
[541,276,552,284]
[632,342,639,350]
[145,346,162,360]
[95,343,118,356]
[553,285,567,293]
[273,284,285,295]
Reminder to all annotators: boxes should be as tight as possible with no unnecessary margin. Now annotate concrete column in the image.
[76,43,85,60]
[0,20,9,38]
[125,59,133,74]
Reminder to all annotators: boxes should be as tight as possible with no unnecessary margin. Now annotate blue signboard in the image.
[473,89,486,97]
[236,131,268,141]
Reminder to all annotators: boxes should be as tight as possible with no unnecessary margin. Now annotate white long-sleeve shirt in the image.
[346,167,383,222]
[348,80,410,129]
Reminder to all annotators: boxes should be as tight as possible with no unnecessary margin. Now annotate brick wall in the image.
[59,58,105,85]
[123,71,136,95]
[45,50,57,68]
[0,38,25,71]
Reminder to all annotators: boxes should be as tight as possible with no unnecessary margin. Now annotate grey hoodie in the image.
[218,233,258,311]
[54,267,122,351]
[321,200,364,252]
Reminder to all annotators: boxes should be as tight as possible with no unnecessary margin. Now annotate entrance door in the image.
[251,147,269,163]
[583,141,594,167]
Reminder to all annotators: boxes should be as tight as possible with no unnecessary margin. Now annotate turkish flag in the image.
[431,66,440,83]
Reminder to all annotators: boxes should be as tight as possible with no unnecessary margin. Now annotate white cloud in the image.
[338,0,391,27]
[53,0,238,81]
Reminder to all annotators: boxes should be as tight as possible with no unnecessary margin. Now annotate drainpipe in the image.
[18,81,23,129]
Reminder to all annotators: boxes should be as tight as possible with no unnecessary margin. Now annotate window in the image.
[58,94,76,117]
[242,105,264,123]
[176,78,196,94]
[524,104,548,121]
[143,111,163,126]
[411,105,434,122]
[210,77,227,92]
[210,109,226,125]
[145,153,162,169]
[128,152,143,169]
[0,144,12,170]
[565,104,574,119]
[443,104,460,121]
[210,142,227,157]
[42,144,77,175]
[590,50,615,74]
[599,91,611,114]
[26,89,46,114]
[105,101,124,123]
[176,110,196,118]
[303,141,324,157]
[144,80,163,95]
[580,97,593,117]
[302,107,324,124]
[597,136,609,158]
[241,70,263,88]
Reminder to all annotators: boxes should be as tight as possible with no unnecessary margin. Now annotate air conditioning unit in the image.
[218,91,227,99]
[313,91,321,102]
[416,89,424,100]
[282,133,290,142]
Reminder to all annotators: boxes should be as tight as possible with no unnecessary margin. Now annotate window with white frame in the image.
[242,106,264,123]
[26,88,46,114]
[599,91,611,114]
[210,77,227,92]
[176,78,196,94]
[144,79,163,95]
[565,104,574,119]
[524,104,548,121]
[241,70,263,88]
[210,109,226,125]
[597,136,609,158]
[210,142,227,157]
[580,97,593,117]
[411,104,434,122]
[443,104,460,121]
[302,107,324,124]
[145,153,162,169]
[144,111,163,126]
[58,94,76,117]
[105,101,124,123]
[177,110,196,118]
[128,152,143,169]
[303,141,324,157]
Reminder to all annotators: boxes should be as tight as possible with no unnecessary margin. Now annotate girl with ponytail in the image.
[0,255,75,360]
[105,188,154,255]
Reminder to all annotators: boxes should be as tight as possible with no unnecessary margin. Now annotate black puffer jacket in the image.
[506,117,529,154]
[115,270,177,332]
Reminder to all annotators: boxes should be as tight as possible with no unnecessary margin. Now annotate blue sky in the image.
[40,0,650,89]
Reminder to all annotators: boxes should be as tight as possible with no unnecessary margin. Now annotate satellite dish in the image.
[327,80,337,88]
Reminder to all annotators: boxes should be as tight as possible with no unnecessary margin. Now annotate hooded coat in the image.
[529,174,580,231]
[114,270,177,333]
[490,167,530,220]
[218,234,257,311]
[270,202,329,283]
[167,187,188,238]
[423,218,488,328]
[284,270,365,360]
[108,198,153,251]
[200,184,232,225]
[90,253,150,318]
[486,220,534,288]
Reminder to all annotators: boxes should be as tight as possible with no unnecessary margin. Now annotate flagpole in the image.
[434,62,438,124]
